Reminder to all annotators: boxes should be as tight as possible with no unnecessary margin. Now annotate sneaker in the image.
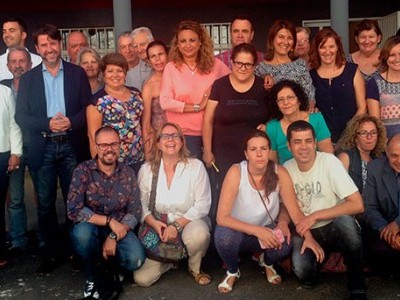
[83,280,99,299]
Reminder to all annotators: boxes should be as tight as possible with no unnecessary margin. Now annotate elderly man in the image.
[117,31,139,70]
[215,15,264,69]
[66,31,88,64]
[68,126,145,299]
[0,84,22,268]
[0,16,41,81]
[15,23,91,274]
[363,134,400,276]
[0,47,33,252]
[125,27,154,91]
[283,120,366,300]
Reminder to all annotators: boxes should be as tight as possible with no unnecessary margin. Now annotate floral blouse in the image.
[94,87,144,165]
[255,58,315,102]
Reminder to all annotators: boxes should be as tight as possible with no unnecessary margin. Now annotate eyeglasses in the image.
[297,39,309,44]
[96,142,120,151]
[159,133,181,141]
[232,61,255,70]
[357,130,378,138]
[276,95,297,104]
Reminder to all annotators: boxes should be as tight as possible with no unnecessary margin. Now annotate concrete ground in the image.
[1,172,399,300]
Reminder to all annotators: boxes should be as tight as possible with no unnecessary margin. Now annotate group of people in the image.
[0,13,399,300]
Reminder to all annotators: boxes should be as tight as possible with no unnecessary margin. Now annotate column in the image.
[113,0,132,38]
[331,0,349,54]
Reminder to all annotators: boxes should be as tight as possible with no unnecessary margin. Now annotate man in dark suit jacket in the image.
[15,23,91,274]
[363,134,400,276]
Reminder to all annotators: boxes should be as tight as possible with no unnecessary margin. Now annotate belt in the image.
[46,134,69,143]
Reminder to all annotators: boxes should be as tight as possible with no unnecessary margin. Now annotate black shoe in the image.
[70,254,82,272]
[37,257,61,275]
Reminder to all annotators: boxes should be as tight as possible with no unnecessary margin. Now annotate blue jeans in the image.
[215,225,292,273]
[7,155,31,248]
[184,135,203,159]
[31,141,77,257]
[0,152,10,252]
[291,215,366,292]
[71,222,145,281]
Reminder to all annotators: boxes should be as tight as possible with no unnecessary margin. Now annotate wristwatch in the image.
[171,221,183,233]
[108,231,117,240]
[193,104,201,112]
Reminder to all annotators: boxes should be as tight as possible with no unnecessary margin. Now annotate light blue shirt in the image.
[43,60,65,118]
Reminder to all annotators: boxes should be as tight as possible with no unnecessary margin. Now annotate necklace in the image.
[184,62,197,75]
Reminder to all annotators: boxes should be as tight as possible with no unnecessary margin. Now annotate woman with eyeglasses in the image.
[255,20,315,110]
[160,20,229,158]
[265,80,333,164]
[202,43,270,221]
[86,53,144,174]
[309,28,366,143]
[134,122,212,287]
[294,26,311,68]
[336,115,386,193]
[367,35,400,138]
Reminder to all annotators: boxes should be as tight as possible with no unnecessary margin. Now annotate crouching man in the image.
[283,121,366,300]
[67,126,145,298]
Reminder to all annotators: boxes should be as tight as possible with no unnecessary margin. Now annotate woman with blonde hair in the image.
[336,114,386,193]
[77,47,103,94]
[134,122,212,287]
[160,20,230,158]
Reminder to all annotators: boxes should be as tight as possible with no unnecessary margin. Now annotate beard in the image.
[98,150,118,166]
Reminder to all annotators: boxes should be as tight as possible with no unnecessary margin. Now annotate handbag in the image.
[247,164,285,248]
[138,165,187,263]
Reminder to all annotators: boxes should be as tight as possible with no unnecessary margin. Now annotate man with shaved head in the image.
[363,133,400,277]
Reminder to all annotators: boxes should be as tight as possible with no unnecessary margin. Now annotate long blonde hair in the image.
[149,122,190,173]
[168,20,215,74]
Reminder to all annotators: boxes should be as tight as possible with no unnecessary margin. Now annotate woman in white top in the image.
[134,122,212,287]
[215,129,316,293]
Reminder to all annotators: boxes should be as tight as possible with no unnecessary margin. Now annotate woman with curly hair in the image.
[336,114,387,193]
[265,80,333,164]
[160,20,230,158]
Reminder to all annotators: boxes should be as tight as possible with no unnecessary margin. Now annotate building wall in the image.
[0,1,399,54]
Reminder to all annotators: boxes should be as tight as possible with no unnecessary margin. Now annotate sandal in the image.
[218,269,241,294]
[188,268,211,286]
[258,253,281,285]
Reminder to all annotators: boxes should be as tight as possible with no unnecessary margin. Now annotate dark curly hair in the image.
[268,80,309,120]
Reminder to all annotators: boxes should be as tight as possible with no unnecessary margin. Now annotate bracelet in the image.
[106,216,112,227]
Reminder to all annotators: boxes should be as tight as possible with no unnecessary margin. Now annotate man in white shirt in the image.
[125,27,153,91]
[0,17,41,81]
[283,120,367,300]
